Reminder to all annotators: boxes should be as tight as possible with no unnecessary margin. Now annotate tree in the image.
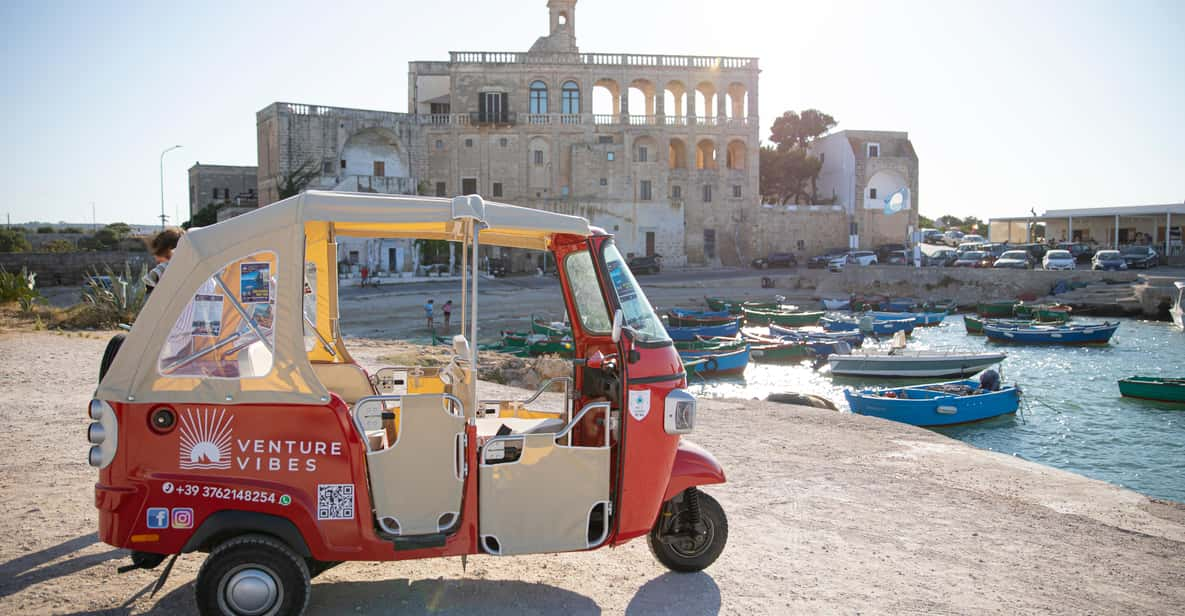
[963,216,983,232]
[769,109,837,152]
[92,228,121,249]
[0,228,30,253]
[61,227,84,234]
[919,215,935,229]
[936,215,962,229]
[36,226,54,234]
[759,146,822,205]
[43,239,76,253]
[278,160,320,200]
[183,203,220,229]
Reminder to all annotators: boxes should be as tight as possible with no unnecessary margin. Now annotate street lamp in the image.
[159,145,183,229]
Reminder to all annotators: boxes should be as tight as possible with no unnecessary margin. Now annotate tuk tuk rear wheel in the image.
[195,535,310,616]
[648,489,728,572]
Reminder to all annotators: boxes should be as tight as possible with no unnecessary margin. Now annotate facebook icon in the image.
[146,507,169,529]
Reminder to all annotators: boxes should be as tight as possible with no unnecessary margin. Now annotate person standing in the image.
[425,298,434,331]
[442,300,452,332]
[143,227,185,297]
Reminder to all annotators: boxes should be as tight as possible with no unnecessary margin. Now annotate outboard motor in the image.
[979,369,1001,392]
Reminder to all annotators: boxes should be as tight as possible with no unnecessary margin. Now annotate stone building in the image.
[187,164,258,220]
[810,130,920,250]
[255,0,760,271]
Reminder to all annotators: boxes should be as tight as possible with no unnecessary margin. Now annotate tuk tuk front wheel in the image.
[648,488,728,572]
[195,534,310,616]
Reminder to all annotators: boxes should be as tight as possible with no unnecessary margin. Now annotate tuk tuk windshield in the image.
[602,242,670,343]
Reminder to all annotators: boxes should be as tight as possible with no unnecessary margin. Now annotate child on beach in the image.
[442,300,452,332]
[425,298,434,331]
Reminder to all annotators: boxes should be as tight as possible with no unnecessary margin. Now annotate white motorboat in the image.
[1172,281,1184,330]
[828,349,1007,378]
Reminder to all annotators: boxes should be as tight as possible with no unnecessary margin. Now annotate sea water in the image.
[689,316,1185,503]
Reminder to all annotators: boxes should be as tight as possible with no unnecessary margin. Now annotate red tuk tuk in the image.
[87,192,726,615]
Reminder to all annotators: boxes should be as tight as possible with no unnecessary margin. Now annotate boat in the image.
[829,350,1007,378]
[821,316,860,332]
[845,378,1021,426]
[680,346,750,376]
[531,315,571,337]
[867,311,947,327]
[977,300,1018,317]
[496,333,574,357]
[821,298,851,311]
[741,307,824,327]
[674,336,746,352]
[1013,303,1072,322]
[667,308,736,327]
[850,295,887,312]
[1118,376,1185,403]
[666,320,740,341]
[705,297,781,314]
[1172,281,1184,330]
[923,299,958,313]
[983,321,1119,345]
[741,332,816,363]
[859,315,915,337]
[769,324,864,347]
[962,315,1036,335]
[879,298,919,312]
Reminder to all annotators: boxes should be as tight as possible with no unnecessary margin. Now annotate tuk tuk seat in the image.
[311,362,376,406]
[474,416,565,440]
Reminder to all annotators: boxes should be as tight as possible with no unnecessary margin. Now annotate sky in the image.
[1,0,1183,226]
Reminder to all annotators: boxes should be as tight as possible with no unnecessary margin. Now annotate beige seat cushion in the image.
[311,362,375,405]
[474,417,565,439]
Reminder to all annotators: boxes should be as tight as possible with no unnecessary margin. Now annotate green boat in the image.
[705,297,781,315]
[977,300,1018,317]
[963,315,1036,335]
[741,307,824,327]
[531,315,571,337]
[674,337,747,352]
[1118,377,1185,403]
[1013,303,1072,322]
[748,341,815,363]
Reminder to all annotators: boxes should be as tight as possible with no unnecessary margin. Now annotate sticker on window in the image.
[240,262,271,303]
[192,294,224,337]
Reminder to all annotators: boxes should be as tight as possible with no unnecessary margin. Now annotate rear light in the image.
[664,389,696,435]
[87,399,118,469]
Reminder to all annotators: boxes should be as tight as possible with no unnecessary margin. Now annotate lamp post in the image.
[159,145,182,229]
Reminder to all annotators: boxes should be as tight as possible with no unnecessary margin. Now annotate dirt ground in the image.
[1,330,1184,615]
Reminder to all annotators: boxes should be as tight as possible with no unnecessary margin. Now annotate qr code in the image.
[317,484,355,520]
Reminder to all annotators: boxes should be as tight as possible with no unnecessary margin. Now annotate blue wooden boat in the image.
[868,311,947,327]
[680,346,750,376]
[821,316,861,332]
[666,308,736,327]
[845,378,1020,426]
[983,321,1119,345]
[670,307,731,319]
[821,298,851,311]
[768,324,864,347]
[879,298,919,312]
[666,320,740,341]
[860,316,915,336]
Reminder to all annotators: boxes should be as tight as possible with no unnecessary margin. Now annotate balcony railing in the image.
[449,51,759,71]
[414,113,757,130]
[468,111,517,126]
[628,115,658,126]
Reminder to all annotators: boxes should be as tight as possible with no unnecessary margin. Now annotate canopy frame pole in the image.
[459,221,469,342]
[470,221,484,414]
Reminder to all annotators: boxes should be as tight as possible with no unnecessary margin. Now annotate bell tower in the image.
[530,0,578,54]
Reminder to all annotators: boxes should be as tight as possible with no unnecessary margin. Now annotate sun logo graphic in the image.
[179,408,234,470]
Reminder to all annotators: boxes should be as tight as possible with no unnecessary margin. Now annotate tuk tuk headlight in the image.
[664,389,696,435]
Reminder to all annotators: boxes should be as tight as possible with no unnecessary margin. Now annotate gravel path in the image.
[1,331,1183,615]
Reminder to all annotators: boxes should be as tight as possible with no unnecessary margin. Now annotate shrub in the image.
[0,266,41,303]
[36,226,55,234]
[77,263,148,328]
[61,227,84,234]
[0,228,30,253]
[43,239,76,253]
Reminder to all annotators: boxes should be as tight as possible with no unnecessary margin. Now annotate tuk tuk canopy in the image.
[95,191,592,406]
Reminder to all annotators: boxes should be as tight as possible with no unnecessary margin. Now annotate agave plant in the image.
[80,263,149,327]
[0,266,40,303]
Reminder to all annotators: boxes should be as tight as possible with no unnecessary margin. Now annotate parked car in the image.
[1120,246,1158,269]
[921,229,944,244]
[993,250,1034,269]
[886,249,914,265]
[628,253,663,274]
[961,234,986,246]
[956,241,983,254]
[923,248,959,267]
[1042,249,1076,271]
[1091,250,1128,271]
[953,250,993,268]
[1056,242,1095,264]
[944,230,965,246]
[750,252,797,269]
[1013,242,1048,261]
[978,243,1011,259]
[846,251,879,266]
[808,247,851,269]
[875,243,907,263]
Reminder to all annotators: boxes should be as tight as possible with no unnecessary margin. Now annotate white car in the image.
[1042,249,1076,270]
[846,251,879,266]
[944,230,965,246]
[961,234,986,245]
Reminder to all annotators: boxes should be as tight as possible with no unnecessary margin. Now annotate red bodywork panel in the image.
[661,439,726,501]
[97,396,480,561]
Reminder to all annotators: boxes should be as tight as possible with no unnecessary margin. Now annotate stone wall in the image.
[745,204,851,260]
[0,251,153,286]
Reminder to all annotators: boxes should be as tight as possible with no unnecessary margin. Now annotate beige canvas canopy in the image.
[95,191,592,406]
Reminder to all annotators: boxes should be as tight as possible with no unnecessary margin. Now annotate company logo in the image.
[179,408,233,470]
[171,508,194,529]
[146,507,169,529]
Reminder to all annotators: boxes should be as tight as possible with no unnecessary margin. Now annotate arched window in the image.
[529,80,549,114]
[561,81,581,114]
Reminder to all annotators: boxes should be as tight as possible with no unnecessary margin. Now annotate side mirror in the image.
[611,309,624,343]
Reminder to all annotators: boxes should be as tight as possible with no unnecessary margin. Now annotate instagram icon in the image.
[171,507,194,529]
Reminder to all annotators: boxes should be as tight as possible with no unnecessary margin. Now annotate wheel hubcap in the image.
[222,566,280,615]
[672,516,715,558]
